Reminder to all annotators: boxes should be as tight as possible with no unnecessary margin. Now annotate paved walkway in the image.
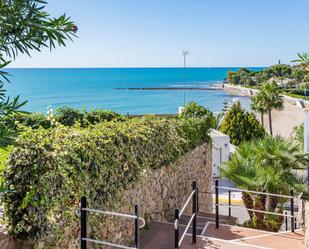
[140,214,305,249]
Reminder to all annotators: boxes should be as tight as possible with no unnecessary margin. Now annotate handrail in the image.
[179,190,196,218]
[82,238,136,249]
[178,213,196,246]
[175,181,197,249]
[80,197,144,249]
[82,208,137,219]
[213,179,296,232]
[214,203,294,217]
[214,186,293,199]
[77,208,146,229]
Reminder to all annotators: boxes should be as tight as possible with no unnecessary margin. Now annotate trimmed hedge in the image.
[1,116,210,241]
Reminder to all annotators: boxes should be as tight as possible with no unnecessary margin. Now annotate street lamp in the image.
[182,50,189,106]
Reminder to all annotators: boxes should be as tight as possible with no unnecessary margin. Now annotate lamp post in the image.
[182,50,189,106]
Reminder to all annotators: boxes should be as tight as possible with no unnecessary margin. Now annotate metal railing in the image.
[79,197,145,249]
[174,181,197,249]
[213,180,296,232]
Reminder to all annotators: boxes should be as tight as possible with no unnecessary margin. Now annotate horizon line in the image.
[6,66,267,69]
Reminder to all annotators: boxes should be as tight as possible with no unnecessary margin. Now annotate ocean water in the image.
[4,68,261,114]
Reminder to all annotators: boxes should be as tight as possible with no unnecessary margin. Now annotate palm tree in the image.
[220,136,307,231]
[292,52,309,72]
[259,82,284,136]
[251,93,267,127]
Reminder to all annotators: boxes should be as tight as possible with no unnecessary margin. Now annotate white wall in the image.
[211,130,230,178]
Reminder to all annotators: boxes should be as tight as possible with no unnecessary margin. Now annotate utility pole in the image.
[182,50,189,106]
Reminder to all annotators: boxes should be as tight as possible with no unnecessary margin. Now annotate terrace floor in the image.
[140,213,305,249]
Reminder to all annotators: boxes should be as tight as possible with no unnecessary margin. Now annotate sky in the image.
[9,0,309,68]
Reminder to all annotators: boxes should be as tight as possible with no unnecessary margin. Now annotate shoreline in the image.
[114,87,221,91]
[222,83,307,138]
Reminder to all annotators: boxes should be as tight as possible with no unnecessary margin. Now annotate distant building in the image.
[267,77,293,87]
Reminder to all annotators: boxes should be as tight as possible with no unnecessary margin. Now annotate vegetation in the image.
[1,116,211,241]
[251,93,267,127]
[221,136,307,231]
[295,123,304,149]
[257,83,284,135]
[179,102,213,119]
[226,52,309,100]
[2,108,124,129]
[180,101,223,129]
[292,52,309,73]
[220,101,265,145]
[0,0,77,148]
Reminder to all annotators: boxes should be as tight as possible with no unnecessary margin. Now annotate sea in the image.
[4,68,262,114]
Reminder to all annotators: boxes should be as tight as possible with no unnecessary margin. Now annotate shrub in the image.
[1,116,210,241]
[55,106,84,126]
[179,101,218,128]
[3,108,125,129]
[84,109,124,125]
[295,123,304,149]
[179,102,213,119]
[220,101,265,145]
[3,113,51,129]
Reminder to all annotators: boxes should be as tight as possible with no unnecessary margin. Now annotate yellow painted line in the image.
[218,198,244,205]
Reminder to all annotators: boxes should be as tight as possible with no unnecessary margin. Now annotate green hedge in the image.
[1,116,210,241]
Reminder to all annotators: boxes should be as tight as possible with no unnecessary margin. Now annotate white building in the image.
[210,129,230,178]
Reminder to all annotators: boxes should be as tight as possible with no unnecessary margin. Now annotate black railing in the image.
[79,197,145,249]
[214,180,297,232]
[174,181,197,249]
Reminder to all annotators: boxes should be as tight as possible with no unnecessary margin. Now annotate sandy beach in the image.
[223,84,307,138]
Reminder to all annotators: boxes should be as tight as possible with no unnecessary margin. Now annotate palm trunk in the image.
[242,192,254,220]
[253,194,267,229]
[267,196,284,231]
[268,109,273,136]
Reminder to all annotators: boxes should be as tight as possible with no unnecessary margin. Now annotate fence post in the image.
[135,205,139,248]
[192,181,197,244]
[290,189,294,232]
[175,209,179,249]
[228,190,231,217]
[215,179,219,229]
[197,187,199,213]
[285,211,288,231]
[80,196,87,249]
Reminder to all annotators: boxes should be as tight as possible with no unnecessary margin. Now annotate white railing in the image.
[80,197,145,249]
[174,181,197,249]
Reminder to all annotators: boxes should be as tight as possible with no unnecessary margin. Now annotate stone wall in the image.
[1,143,212,249]
[89,143,212,248]
[301,199,309,248]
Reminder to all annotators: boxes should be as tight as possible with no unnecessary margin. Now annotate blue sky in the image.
[10,0,309,68]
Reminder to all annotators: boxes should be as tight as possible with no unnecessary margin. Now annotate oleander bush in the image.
[1,116,210,242]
